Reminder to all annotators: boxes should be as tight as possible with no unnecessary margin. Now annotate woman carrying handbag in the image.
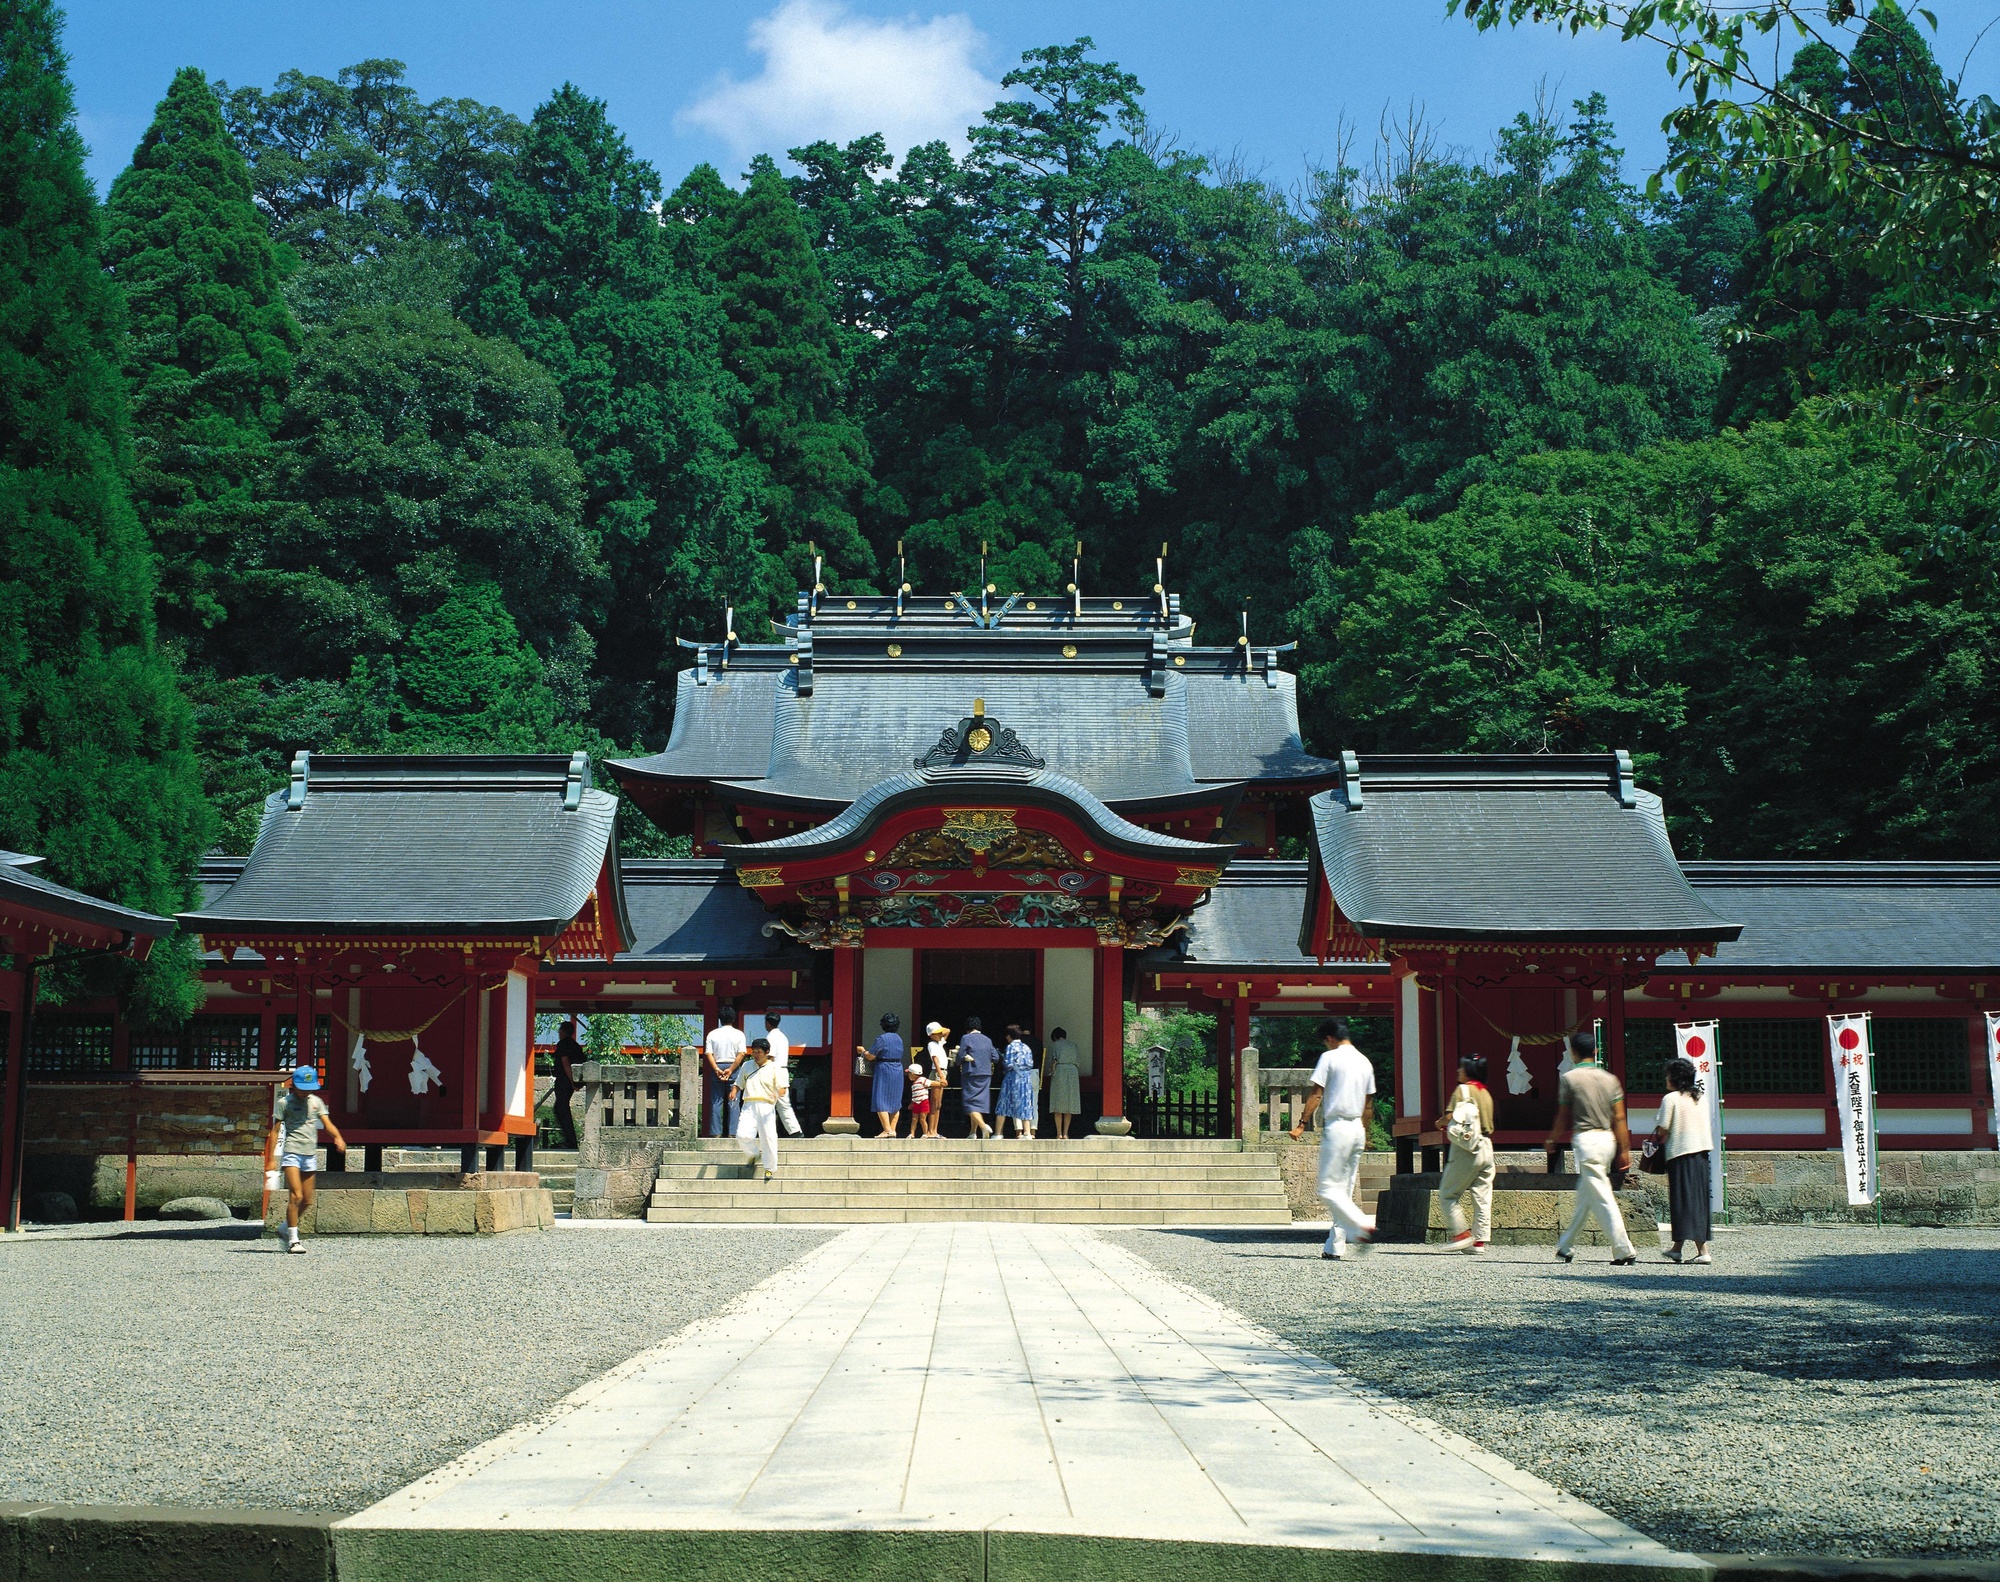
[1435,1054,1495,1253]
[1652,1056,1714,1264]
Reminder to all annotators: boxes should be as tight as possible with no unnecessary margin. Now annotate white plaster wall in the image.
[862,949,915,1048]
[505,971,530,1119]
[1043,948,1096,1076]
[1398,975,1420,1117]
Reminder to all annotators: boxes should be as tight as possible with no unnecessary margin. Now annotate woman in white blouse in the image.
[1653,1056,1714,1264]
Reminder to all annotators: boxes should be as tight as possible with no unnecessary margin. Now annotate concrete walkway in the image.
[338,1225,1706,1581]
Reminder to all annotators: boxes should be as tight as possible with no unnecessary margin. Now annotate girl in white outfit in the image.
[735,1040,787,1179]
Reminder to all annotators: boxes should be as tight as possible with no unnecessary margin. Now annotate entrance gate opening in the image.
[917,950,1037,1136]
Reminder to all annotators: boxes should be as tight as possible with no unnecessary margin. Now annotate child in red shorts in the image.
[905,1056,932,1142]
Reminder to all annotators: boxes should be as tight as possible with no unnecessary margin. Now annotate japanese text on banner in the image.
[1674,1021,1725,1211]
[1826,1013,1876,1207]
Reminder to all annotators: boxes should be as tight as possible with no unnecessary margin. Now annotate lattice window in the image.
[28,1015,115,1074]
[133,1015,263,1071]
[1874,1018,1970,1094]
[1624,1021,1674,1093]
[1716,1019,1824,1094]
[275,1015,332,1087]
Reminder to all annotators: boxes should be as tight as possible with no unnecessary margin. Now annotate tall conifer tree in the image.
[0,0,210,1008]
[710,158,873,581]
[104,65,297,650]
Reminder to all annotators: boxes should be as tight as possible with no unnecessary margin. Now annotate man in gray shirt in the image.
[1545,1032,1637,1265]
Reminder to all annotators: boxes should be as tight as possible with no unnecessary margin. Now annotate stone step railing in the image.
[572,1050,701,1217]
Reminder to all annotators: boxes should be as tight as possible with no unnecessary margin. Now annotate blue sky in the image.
[64,0,2000,197]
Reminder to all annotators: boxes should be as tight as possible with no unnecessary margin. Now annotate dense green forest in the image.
[4,0,1998,1008]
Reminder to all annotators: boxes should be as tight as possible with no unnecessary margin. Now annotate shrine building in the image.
[6,579,1998,1213]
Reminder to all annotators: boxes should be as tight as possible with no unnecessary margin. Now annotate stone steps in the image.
[644,1138,1289,1225]
[534,1149,578,1214]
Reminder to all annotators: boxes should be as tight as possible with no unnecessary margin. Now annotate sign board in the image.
[1826,1014,1877,1206]
[1674,1021,1727,1215]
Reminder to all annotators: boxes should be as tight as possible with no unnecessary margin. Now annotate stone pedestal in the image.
[1094,1116,1133,1138]
[263,1171,554,1236]
[819,1116,861,1135]
[1374,1169,1651,1245]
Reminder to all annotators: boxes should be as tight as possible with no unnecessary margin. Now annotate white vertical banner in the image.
[1984,1012,2000,1148]
[1827,1013,1877,1206]
[1674,1021,1726,1213]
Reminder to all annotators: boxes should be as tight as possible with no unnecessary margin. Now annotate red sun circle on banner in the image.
[1686,1035,1707,1057]
[1838,1028,1862,1050]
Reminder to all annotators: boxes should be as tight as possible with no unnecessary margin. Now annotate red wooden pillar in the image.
[293,969,315,1078]
[825,947,861,1134]
[1971,1012,1993,1148]
[2,947,40,1232]
[1095,943,1129,1135]
[1228,996,1250,1136]
[1605,974,1628,1088]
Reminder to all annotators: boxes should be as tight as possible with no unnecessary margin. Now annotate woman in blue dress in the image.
[860,1012,906,1138]
[996,1023,1037,1139]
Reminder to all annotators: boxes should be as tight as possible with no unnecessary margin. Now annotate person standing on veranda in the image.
[859,1012,906,1138]
[1436,1053,1495,1253]
[922,1023,950,1139]
[956,1016,997,1139]
[1044,1025,1081,1140]
[762,1012,804,1137]
[1654,1055,1714,1264]
[704,1009,746,1139]
[996,1024,1036,1139]
[1547,1032,1638,1266]
[734,1040,786,1180]
[1288,1019,1376,1260]
[549,1018,582,1150]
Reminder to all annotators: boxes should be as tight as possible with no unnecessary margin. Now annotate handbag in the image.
[1444,1086,1483,1150]
[854,1053,868,1078]
[1639,1138,1668,1175]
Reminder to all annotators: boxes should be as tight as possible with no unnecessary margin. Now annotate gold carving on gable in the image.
[737,867,784,889]
[881,815,1073,872]
[1175,867,1222,888]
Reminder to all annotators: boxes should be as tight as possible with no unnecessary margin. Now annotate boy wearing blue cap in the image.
[269,1063,347,1254]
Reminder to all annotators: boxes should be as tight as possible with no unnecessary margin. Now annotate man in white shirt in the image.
[1289,1019,1378,1259]
[705,1010,747,1138]
[762,1013,804,1136]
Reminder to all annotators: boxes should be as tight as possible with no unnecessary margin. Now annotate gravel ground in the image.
[0,1221,832,1514]
[1107,1225,2000,1561]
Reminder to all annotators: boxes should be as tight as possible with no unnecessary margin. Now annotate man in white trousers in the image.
[1546,1032,1638,1265]
[734,1040,786,1180]
[1290,1019,1377,1259]
[762,1012,804,1137]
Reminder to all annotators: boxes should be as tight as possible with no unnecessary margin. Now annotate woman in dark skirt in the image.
[1653,1056,1714,1264]
[861,1012,906,1138]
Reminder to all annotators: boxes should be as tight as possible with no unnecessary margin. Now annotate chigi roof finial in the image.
[1155,541,1169,620]
[1070,539,1082,621]
[896,538,908,618]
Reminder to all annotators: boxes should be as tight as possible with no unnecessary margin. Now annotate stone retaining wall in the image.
[1259,1142,2000,1226]
[262,1173,554,1236]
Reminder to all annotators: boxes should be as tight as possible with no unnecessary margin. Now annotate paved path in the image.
[344,1225,1700,1576]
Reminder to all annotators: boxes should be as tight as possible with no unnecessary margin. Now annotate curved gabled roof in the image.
[1305,754,1741,946]
[0,851,173,947]
[726,765,1237,865]
[609,593,1339,814]
[186,754,627,940]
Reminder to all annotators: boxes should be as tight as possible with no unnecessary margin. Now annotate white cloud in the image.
[678,0,1001,164]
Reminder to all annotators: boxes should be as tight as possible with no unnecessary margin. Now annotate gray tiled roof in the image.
[610,594,1339,811]
[0,851,173,940]
[1684,863,2000,973]
[618,860,813,966]
[733,767,1234,861]
[1305,756,1741,945]
[185,755,624,938]
[1165,861,1384,971]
